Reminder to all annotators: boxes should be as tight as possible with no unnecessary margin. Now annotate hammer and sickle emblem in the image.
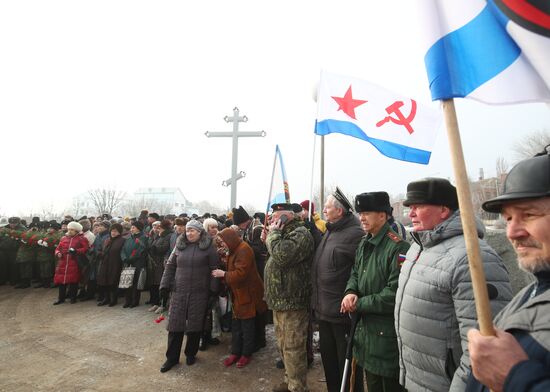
[375,99,417,134]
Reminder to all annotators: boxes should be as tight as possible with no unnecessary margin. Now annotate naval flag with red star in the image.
[315,70,441,164]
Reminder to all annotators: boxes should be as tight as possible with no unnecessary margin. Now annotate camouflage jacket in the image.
[265,219,314,311]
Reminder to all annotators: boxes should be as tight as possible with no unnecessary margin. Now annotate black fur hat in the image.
[403,178,458,211]
[355,192,391,214]
[232,206,251,225]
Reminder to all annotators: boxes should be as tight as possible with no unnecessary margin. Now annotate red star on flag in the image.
[331,85,367,120]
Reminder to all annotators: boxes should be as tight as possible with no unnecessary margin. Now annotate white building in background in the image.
[133,187,196,215]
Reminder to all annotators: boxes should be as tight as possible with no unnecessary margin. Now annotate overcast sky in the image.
[1,1,549,216]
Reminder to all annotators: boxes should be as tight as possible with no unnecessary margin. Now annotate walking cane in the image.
[340,312,359,392]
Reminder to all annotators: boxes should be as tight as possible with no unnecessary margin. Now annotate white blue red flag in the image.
[315,70,441,165]
[266,145,291,210]
[421,0,550,104]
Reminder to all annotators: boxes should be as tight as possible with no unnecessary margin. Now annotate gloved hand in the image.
[43,241,49,247]
[68,248,76,255]
[37,240,43,246]
[160,288,169,301]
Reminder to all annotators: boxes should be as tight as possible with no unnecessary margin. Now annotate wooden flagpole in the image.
[308,134,318,221]
[442,99,495,336]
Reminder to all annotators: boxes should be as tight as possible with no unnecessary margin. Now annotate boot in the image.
[236,355,251,368]
[223,354,239,367]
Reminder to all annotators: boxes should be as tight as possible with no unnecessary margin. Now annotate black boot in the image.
[98,290,110,306]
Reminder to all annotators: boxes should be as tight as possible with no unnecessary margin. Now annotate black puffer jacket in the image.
[311,214,364,324]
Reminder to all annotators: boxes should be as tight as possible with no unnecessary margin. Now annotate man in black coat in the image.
[311,189,365,392]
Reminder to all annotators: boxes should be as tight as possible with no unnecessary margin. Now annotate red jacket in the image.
[54,233,89,285]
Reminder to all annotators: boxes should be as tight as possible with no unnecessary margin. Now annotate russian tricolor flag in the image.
[421,0,550,104]
[315,71,441,165]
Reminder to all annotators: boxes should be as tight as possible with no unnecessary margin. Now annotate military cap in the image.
[355,192,392,214]
[333,187,354,213]
[403,178,459,211]
[232,206,251,225]
[50,222,61,230]
[271,203,294,212]
[483,151,550,213]
[8,217,21,224]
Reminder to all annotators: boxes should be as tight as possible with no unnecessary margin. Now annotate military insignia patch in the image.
[397,254,406,268]
[387,231,400,243]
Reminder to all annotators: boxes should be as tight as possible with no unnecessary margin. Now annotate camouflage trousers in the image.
[273,309,309,392]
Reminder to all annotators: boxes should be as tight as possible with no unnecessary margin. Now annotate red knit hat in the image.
[300,200,314,214]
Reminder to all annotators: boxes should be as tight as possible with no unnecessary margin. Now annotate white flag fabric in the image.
[315,70,441,165]
[421,0,550,104]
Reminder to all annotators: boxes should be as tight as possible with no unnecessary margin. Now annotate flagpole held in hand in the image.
[442,99,495,337]
[340,312,359,392]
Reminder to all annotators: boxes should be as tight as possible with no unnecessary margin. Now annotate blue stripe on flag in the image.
[425,5,521,101]
[267,192,287,210]
[315,119,431,164]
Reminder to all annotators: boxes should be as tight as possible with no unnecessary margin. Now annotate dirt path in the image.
[0,286,326,392]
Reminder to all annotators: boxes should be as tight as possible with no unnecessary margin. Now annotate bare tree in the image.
[40,203,60,221]
[495,156,509,177]
[87,188,127,215]
[512,129,550,160]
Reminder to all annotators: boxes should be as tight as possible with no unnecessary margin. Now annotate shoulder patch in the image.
[387,231,400,243]
[397,254,406,268]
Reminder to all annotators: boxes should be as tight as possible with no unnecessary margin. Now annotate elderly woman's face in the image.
[186,227,201,242]
[67,228,78,237]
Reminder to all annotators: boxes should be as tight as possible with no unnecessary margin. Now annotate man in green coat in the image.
[341,192,410,392]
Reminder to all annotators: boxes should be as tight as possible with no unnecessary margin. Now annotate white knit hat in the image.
[67,221,83,232]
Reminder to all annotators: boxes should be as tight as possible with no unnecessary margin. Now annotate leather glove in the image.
[68,248,76,255]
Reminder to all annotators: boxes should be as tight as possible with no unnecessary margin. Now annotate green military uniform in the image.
[36,230,62,287]
[345,222,410,389]
[265,218,314,392]
[16,229,40,288]
[0,222,26,285]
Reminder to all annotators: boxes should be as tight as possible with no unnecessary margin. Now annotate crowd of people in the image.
[1,151,550,392]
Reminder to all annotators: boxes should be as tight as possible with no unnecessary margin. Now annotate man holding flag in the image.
[467,151,550,391]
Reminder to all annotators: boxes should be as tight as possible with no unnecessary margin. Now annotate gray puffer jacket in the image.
[394,211,513,392]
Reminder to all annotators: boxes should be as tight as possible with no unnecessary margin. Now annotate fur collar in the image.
[176,231,212,250]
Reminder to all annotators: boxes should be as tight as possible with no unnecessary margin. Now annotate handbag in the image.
[137,267,147,291]
[220,297,233,332]
[118,266,136,289]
